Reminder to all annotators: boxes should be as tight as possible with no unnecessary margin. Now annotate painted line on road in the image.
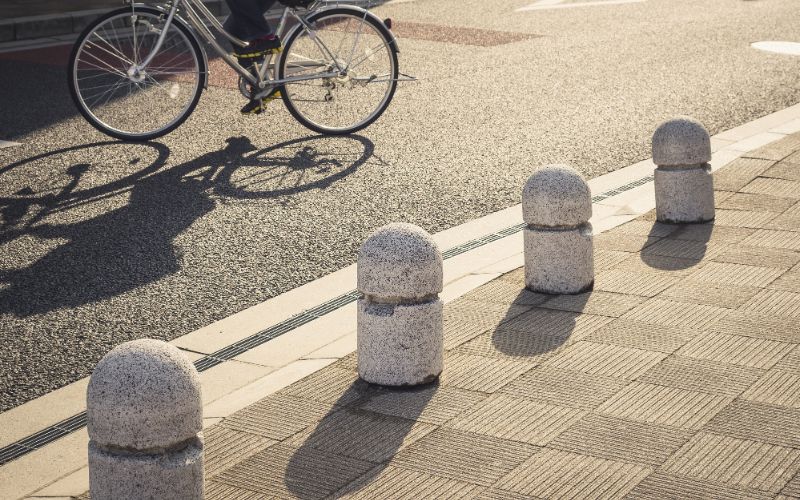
[752,41,800,57]
[0,140,22,149]
[518,0,645,12]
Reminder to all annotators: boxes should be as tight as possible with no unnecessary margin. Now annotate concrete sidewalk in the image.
[91,133,800,498]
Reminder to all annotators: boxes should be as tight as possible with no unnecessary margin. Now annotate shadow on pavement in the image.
[640,221,713,271]
[285,380,435,499]
[0,134,373,317]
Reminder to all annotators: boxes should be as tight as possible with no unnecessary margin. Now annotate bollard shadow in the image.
[285,379,437,499]
[0,135,372,317]
[491,286,591,359]
[640,221,714,271]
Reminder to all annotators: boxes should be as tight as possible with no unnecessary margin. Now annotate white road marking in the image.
[0,140,22,148]
[517,0,645,12]
[752,41,800,56]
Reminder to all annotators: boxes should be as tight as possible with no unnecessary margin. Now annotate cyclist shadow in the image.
[0,135,373,317]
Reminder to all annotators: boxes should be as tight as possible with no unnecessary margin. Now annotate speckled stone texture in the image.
[523,166,594,294]
[652,117,715,223]
[358,299,444,386]
[357,223,444,386]
[358,223,443,301]
[522,165,593,228]
[88,438,204,500]
[87,339,203,500]
[654,166,715,223]
[652,117,712,167]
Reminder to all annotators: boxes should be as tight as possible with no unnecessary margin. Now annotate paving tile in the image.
[769,269,800,291]
[621,299,729,330]
[594,250,634,271]
[712,245,800,269]
[584,319,701,353]
[498,267,525,285]
[440,353,535,392]
[454,329,566,363]
[336,466,485,499]
[542,341,666,380]
[213,443,374,500]
[458,279,549,307]
[781,472,800,498]
[606,220,677,238]
[285,408,435,462]
[640,238,717,261]
[220,393,335,440]
[741,177,800,199]
[333,352,358,372]
[204,425,277,478]
[678,332,795,369]
[477,489,540,500]
[741,370,800,408]
[499,307,613,341]
[638,355,764,396]
[742,229,800,251]
[713,209,778,228]
[448,395,585,445]
[687,261,784,287]
[742,289,800,318]
[549,414,692,466]
[596,382,732,430]
[617,253,704,275]
[594,233,659,252]
[775,345,800,374]
[718,192,797,213]
[443,300,531,350]
[709,310,800,343]
[748,134,800,161]
[659,280,761,309]
[206,480,270,500]
[390,428,538,486]
[715,190,738,203]
[765,210,800,232]
[669,223,754,244]
[704,400,800,448]
[625,471,774,500]
[662,433,800,493]
[280,367,378,406]
[495,448,651,499]
[358,384,488,425]
[594,269,680,297]
[763,161,800,181]
[712,157,775,191]
[538,291,644,317]
[499,366,630,409]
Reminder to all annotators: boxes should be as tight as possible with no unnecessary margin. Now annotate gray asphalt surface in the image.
[1,0,800,412]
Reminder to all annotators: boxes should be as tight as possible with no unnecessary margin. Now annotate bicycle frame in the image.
[130,0,374,90]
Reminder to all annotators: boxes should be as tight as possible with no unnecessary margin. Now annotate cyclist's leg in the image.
[223,0,276,42]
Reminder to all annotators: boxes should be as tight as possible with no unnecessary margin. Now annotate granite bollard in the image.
[523,165,594,294]
[87,339,204,500]
[357,223,443,386]
[652,116,715,223]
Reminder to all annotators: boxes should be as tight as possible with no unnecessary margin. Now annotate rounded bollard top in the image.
[522,164,592,227]
[87,339,202,451]
[652,116,711,167]
[358,223,443,300]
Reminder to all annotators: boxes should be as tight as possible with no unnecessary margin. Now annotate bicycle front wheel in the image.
[68,7,205,141]
[278,9,399,135]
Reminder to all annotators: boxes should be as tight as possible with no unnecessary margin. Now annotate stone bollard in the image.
[523,165,594,294]
[652,116,715,223]
[87,339,204,500]
[357,223,443,386]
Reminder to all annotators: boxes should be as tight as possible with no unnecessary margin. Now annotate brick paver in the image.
[170,136,800,498]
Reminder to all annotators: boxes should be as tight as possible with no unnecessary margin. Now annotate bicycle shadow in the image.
[0,134,373,317]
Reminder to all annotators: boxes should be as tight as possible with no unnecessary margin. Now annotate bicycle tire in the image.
[277,8,399,135]
[68,6,206,142]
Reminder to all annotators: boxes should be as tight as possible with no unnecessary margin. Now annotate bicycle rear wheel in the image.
[68,6,205,141]
[278,8,399,135]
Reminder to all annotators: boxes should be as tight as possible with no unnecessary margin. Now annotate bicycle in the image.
[68,0,409,141]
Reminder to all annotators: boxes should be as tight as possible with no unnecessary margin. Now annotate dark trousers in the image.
[224,0,277,41]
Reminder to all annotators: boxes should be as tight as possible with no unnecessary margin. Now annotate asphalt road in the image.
[1,0,800,412]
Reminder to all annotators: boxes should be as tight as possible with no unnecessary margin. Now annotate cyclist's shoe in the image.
[241,88,282,115]
[234,36,282,64]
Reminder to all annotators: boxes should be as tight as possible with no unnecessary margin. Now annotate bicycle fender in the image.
[290,5,400,54]
[130,2,211,89]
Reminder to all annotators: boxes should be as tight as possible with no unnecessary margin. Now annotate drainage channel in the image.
[0,174,654,467]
